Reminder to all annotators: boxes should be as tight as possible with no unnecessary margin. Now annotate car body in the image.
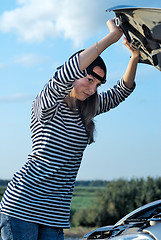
[107,6,161,71]
[83,199,161,240]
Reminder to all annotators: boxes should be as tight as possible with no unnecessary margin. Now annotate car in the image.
[83,199,161,240]
[106,6,161,72]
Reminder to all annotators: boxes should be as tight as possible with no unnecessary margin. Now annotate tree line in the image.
[0,179,108,186]
[0,180,10,186]
[75,180,108,187]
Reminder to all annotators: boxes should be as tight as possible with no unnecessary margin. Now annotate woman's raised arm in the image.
[122,37,140,89]
[79,19,123,71]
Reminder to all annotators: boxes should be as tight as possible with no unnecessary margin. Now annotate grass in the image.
[0,186,6,200]
[71,186,104,211]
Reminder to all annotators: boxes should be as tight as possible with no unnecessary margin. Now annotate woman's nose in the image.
[89,85,97,95]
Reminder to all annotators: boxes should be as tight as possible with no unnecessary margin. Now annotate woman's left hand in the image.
[123,37,140,58]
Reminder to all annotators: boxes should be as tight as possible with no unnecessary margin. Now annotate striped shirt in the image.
[0,53,135,228]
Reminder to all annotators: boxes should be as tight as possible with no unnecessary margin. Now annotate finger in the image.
[123,37,130,46]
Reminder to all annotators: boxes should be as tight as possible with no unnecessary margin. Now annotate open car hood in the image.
[107,6,161,71]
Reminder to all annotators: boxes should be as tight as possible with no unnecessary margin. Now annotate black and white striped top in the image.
[0,53,135,228]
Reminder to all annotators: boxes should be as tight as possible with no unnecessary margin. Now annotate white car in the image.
[83,199,161,240]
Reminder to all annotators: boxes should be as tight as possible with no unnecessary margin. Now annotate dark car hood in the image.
[107,6,161,71]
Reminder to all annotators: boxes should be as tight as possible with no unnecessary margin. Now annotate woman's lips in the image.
[83,92,90,98]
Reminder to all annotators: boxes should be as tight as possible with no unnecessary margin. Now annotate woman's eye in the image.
[88,78,93,82]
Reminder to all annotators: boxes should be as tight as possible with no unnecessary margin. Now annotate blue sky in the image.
[0,0,161,180]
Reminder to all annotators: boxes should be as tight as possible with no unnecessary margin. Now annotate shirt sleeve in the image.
[32,53,85,123]
[96,78,135,115]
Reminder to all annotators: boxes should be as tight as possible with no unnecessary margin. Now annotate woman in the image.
[0,20,139,240]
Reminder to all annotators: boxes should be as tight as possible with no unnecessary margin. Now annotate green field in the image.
[71,186,103,211]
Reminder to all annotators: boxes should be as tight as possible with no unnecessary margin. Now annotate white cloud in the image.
[55,0,112,47]
[14,53,48,67]
[0,93,33,103]
[0,0,60,42]
[0,0,113,47]
[0,63,6,69]
[2,0,159,47]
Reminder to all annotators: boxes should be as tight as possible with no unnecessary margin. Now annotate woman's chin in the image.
[77,95,88,101]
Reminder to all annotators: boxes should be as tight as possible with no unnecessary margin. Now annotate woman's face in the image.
[71,66,105,101]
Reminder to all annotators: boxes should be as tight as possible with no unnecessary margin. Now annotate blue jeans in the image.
[0,214,64,240]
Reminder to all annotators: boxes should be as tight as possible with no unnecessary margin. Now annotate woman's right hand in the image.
[106,19,123,43]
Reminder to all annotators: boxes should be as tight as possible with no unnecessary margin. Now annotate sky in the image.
[0,0,161,181]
